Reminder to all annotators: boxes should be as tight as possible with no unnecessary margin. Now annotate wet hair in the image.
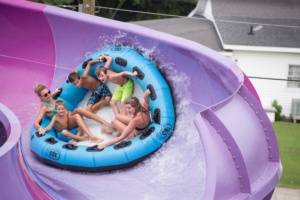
[55,100,66,109]
[95,66,107,76]
[34,84,47,97]
[124,96,147,117]
[68,72,80,83]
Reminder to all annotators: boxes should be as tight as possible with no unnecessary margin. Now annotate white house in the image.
[134,0,300,121]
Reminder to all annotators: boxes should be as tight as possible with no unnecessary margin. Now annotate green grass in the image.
[272,121,300,189]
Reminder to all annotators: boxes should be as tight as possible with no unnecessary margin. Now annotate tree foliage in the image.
[95,0,196,21]
[29,0,197,22]
[30,0,75,5]
[272,100,285,121]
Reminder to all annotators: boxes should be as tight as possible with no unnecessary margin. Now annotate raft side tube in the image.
[93,145,132,166]
[30,132,51,159]
[124,137,160,161]
[62,146,99,167]
[148,125,173,145]
[59,81,88,108]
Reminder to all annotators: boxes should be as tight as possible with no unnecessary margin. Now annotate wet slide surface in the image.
[0,0,280,199]
[1,1,205,199]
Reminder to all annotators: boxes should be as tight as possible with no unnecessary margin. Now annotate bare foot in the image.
[97,142,106,150]
[101,127,109,134]
[101,125,116,135]
[82,136,89,141]
[69,139,78,144]
[91,137,104,143]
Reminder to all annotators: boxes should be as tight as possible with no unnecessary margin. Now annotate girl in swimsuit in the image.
[98,89,152,150]
[33,84,61,134]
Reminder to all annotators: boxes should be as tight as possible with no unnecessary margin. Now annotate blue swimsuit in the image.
[41,100,57,118]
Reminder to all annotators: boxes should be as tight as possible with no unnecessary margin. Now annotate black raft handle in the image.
[35,131,44,138]
[45,137,58,145]
[140,127,155,140]
[62,144,78,150]
[86,145,103,152]
[82,58,93,69]
[132,66,145,80]
[52,87,63,100]
[115,57,127,67]
[98,54,109,62]
[113,141,132,150]
[147,84,157,101]
[154,108,161,124]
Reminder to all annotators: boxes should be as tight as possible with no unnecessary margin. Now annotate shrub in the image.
[272,100,284,121]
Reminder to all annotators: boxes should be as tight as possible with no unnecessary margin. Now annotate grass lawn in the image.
[272,121,300,189]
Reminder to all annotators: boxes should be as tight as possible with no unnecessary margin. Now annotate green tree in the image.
[95,0,196,21]
[29,0,197,22]
[30,0,75,5]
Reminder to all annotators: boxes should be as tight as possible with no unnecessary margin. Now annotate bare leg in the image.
[69,114,103,143]
[74,107,110,126]
[111,119,127,134]
[70,128,88,144]
[111,119,135,139]
[90,97,111,113]
[62,129,89,142]
[110,99,120,116]
[86,104,93,113]
[115,113,132,125]
[120,102,126,115]
[100,114,129,135]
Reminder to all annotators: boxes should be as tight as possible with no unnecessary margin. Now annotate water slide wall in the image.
[0,0,281,199]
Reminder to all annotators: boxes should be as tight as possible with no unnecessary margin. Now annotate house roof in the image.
[211,0,300,49]
[133,17,224,52]
[132,0,300,52]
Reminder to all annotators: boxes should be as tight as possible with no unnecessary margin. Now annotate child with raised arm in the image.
[95,55,138,116]
[39,100,104,144]
[67,58,112,114]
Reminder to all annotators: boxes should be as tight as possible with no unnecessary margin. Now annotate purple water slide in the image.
[0,0,281,199]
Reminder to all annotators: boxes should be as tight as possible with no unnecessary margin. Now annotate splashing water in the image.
[22,31,206,199]
[95,31,206,199]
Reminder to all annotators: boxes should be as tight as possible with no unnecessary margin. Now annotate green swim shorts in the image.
[112,79,134,102]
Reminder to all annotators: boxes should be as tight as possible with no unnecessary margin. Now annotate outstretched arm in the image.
[109,70,138,79]
[39,116,56,135]
[98,119,136,149]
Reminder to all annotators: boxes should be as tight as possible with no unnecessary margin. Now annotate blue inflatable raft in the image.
[30,46,175,172]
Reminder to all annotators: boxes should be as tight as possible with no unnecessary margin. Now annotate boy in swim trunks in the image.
[39,100,103,144]
[95,55,138,115]
[67,59,112,114]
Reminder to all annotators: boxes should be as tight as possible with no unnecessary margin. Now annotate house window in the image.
[287,65,300,88]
